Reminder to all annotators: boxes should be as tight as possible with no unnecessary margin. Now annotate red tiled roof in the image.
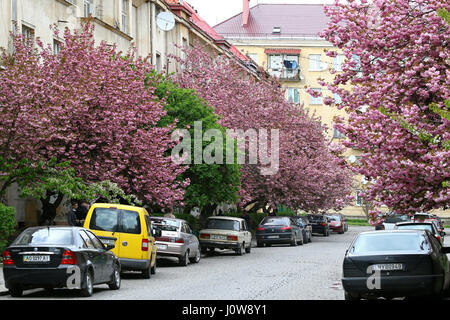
[264,48,301,54]
[214,4,329,38]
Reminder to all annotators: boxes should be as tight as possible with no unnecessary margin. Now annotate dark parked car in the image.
[256,216,303,247]
[289,216,312,243]
[306,214,330,236]
[2,226,121,297]
[342,230,450,300]
[394,222,444,245]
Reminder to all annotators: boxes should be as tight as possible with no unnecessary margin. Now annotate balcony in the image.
[267,68,303,81]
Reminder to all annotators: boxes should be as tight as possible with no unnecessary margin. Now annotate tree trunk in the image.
[39,192,64,226]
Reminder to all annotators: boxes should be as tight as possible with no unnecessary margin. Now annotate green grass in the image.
[346,219,371,227]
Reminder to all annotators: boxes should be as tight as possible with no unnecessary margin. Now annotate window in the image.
[84,0,92,17]
[121,211,141,234]
[309,54,324,71]
[53,39,61,55]
[309,88,322,105]
[355,190,364,206]
[21,24,34,42]
[333,93,342,105]
[333,128,346,139]
[268,54,299,79]
[247,53,258,64]
[14,228,73,246]
[352,54,363,77]
[287,87,299,104]
[85,230,105,249]
[272,27,281,34]
[122,0,129,34]
[79,230,95,249]
[332,54,345,71]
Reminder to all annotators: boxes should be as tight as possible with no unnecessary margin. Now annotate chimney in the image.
[242,0,250,26]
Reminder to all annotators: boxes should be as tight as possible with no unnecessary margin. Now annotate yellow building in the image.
[214,2,449,219]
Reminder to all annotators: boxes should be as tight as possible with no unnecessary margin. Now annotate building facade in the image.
[0,0,257,225]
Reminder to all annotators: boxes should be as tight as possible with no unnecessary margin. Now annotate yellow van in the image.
[83,203,159,278]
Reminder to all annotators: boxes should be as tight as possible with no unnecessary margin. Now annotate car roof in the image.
[359,230,427,236]
[150,216,186,223]
[90,203,146,212]
[396,222,434,226]
[207,216,244,221]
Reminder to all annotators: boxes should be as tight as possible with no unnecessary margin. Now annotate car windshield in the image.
[261,217,290,226]
[14,228,73,246]
[327,216,341,221]
[385,215,410,224]
[352,233,424,253]
[206,219,239,231]
[89,208,141,234]
[151,218,180,232]
[307,215,324,221]
[396,224,434,233]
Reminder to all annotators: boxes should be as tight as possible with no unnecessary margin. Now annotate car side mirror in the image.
[104,243,115,251]
[441,231,446,237]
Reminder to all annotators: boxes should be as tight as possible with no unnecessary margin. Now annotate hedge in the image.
[0,204,16,258]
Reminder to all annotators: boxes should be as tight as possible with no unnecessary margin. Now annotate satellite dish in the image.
[156,12,175,31]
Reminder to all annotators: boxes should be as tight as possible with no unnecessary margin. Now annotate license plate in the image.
[23,255,50,263]
[157,244,167,250]
[372,263,404,271]
[211,235,227,240]
[267,235,279,239]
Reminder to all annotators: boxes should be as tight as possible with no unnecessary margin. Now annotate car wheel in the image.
[151,255,157,274]
[236,243,245,255]
[80,270,94,297]
[9,285,23,298]
[290,235,297,246]
[245,243,251,253]
[179,250,189,266]
[344,291,360,301]
[108,264,121,290]
[142,260,152,279]
[190,247,201,263]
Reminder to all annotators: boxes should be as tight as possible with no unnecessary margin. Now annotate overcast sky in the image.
[185,0,335,27]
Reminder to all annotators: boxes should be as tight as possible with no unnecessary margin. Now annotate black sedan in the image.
[306,214,330,236]
[256,216,303,247]
[2,226,121,297]
[289,216,312,243]
[342,230,450,300]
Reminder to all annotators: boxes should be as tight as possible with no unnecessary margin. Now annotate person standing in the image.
[68,201,80,226]
[76,200,90,225]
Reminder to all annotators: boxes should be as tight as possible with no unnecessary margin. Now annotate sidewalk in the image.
[0,265,8,296]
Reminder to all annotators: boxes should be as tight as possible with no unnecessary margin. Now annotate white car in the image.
[199,216,252,255]
[379,214,410,230]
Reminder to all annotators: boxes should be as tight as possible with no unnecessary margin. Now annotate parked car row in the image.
[2,203,351,298]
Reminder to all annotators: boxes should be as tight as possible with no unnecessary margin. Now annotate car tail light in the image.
[174,238,184,244]
[200,234,210,239]
[321,222,327,226]
[280,226,292,230]
[256,227,265,231]
[227,235,238,241]
[142,238,149,251]
[155,236,171,242]
[2,250,14,266]
[60,250,77,265]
